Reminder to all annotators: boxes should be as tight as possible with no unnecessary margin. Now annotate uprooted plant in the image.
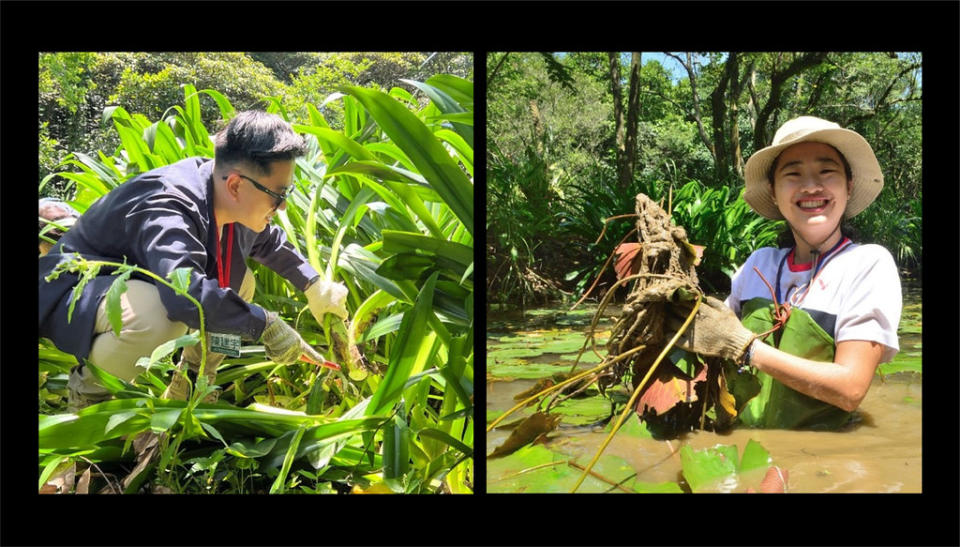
[487,193,762,492]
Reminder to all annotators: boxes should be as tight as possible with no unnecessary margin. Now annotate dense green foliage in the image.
[39,52,472,197]
[39,59,474,494]
[487,52,922,305]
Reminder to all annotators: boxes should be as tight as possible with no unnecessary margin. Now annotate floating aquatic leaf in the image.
[487,347,545,362]
[604,411,654,439]
[493,334,545,344]
[738,439,772,474]
[680,439,777,493]
[487,444,634,493]
[487,362,572,380]
[560,351,604,364]
[680,443,739,493]
[486,444,569,493]
[538,338,594,354]
[878,352,922,376]
[745,466,789,493]
[551,396,612,426]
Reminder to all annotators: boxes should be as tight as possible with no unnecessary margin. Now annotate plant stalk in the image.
[570,293,702,493]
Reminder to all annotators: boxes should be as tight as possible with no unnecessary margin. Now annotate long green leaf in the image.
[365,272,439,417]
[38,456,69,490]
[326,186,375,281]
[105,269,133,336]
[382,230,473,267]
[134,332,201,371]
[341,86,473,236]
[293,125,375,163]
[425,74,474,107]
[270,425,306,494]
[435,129,474,175]
[198,88,236,120]
[416,427,472,459]
[383,414,410,479]
[401,79,473,147]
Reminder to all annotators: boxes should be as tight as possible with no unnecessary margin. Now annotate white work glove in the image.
[260,311,324,365]
[305,277,349,322]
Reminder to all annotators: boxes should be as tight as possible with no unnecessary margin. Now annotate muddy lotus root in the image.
[602,193,701,390]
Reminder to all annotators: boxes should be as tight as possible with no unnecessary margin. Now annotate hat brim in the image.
[743,127,884,220]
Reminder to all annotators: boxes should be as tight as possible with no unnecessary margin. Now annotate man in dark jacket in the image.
[39,111,348,410]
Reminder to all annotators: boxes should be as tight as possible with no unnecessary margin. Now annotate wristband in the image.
[738,338,757,373]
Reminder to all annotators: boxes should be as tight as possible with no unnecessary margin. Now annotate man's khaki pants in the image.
[67,269,255,406]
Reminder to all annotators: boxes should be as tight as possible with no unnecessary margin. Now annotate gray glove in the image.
[260,311,317,365]
[667,296,755,362]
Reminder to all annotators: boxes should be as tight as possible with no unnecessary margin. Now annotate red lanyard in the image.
[211,213,234,289]
[776,237,851,307]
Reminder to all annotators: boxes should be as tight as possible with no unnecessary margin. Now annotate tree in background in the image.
[39,52,473,195]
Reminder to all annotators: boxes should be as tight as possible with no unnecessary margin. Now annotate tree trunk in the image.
[753,52,828,150]
[669,52,714,161]
[730,58,753,177]
[710,53,738,180]
[608,52,642,192]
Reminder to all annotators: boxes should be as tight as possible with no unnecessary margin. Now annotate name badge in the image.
[209,332,242,358]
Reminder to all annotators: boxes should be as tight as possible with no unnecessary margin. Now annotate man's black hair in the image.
[213,110,307,175]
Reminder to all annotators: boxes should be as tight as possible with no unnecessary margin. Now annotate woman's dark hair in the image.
[213,111,307,175]
[768,142,857,248]
[766,142,853,185]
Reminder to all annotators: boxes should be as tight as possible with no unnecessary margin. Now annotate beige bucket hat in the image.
[743,116,884,220]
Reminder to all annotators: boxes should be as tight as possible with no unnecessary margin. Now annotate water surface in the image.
[486,284,922,493]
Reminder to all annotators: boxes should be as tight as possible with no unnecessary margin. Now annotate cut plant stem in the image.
[567,461,634,493]
[570,293,703,493]
[299,353,340,371]
[491,460,568,482]
[327,314,368,381]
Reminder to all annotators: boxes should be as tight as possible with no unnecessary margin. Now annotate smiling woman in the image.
[769,142,851,263]
[694,115,903,428]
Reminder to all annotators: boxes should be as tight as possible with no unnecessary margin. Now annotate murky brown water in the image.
[486,283,922,493]
[487,373,921,493]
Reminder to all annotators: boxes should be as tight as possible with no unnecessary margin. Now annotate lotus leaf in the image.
[560,351,604,364]
[487,362,572,379]
[604,411,654,439]
[878,353,922,376]
[486,347,545,363]
[679,439,774,493]
[550,396,612,426]
[487,444,639,493]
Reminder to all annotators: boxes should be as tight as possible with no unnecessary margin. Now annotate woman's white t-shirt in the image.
[724,240,902,363]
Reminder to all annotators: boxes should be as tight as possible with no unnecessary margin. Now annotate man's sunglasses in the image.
[224,174,294,208]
